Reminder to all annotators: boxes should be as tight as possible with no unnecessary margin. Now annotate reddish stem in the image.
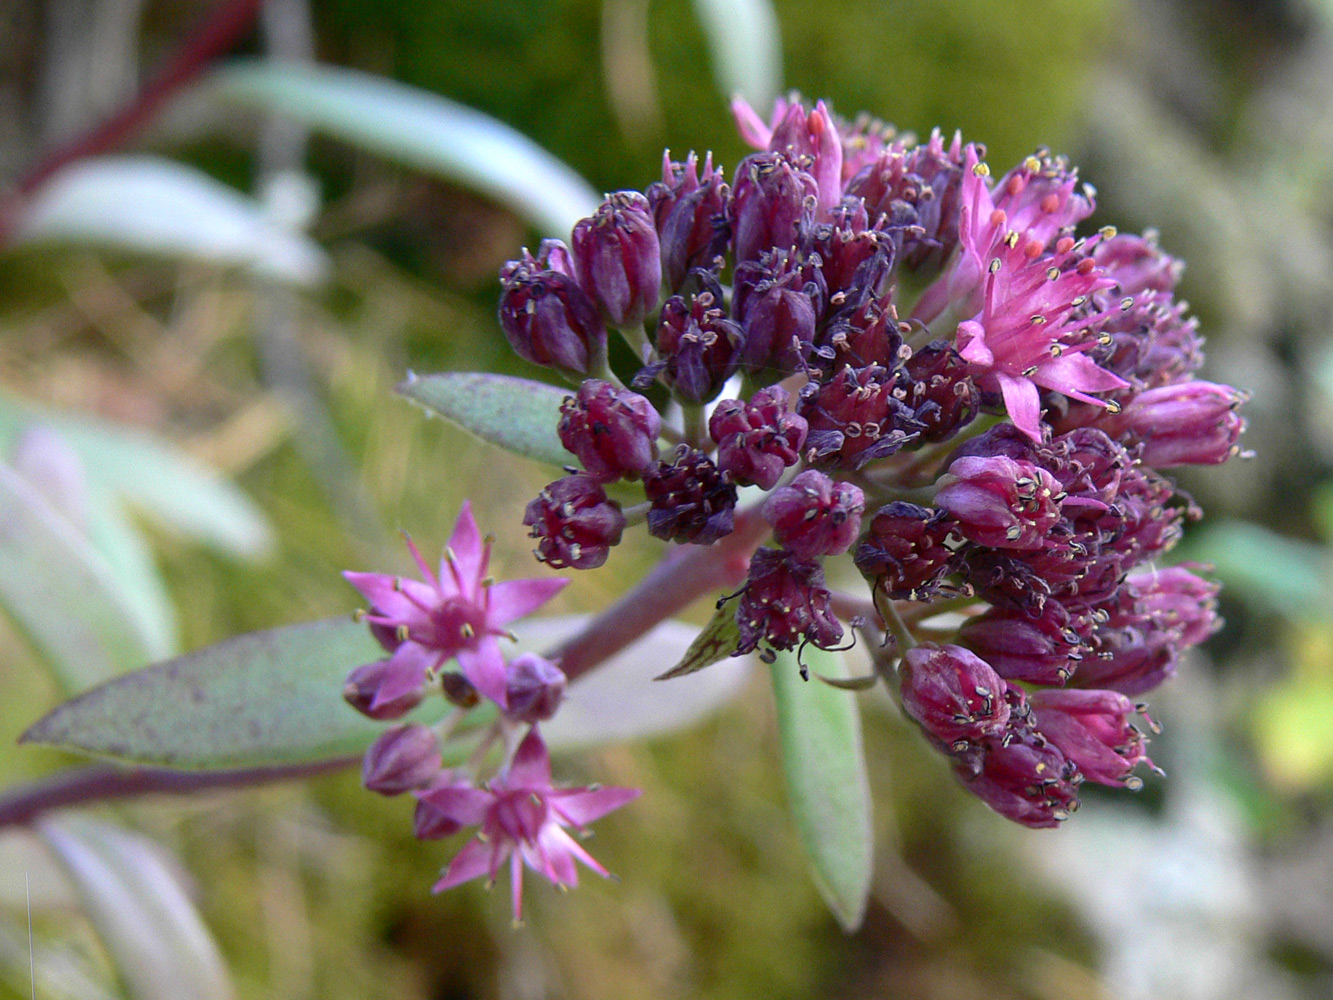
[0,756,357,829]
[552,506,770,681]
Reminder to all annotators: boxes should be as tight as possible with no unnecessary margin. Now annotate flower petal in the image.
[457,637,509,708]
[550,786,642,828]
[995,372,1043,441]
[503,727,553,790]
[547,824,610,879]
[343,571,434,623]
[535,826,580,887]
[368,643,436,710]
[442,501,486,596]
[434,837,501,892]
[414,783,493,828]
[1032,352,1129,403]
[485,577,568,627]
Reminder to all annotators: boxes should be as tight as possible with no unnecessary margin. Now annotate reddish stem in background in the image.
[0,0,263,242]
[0,757,357,829]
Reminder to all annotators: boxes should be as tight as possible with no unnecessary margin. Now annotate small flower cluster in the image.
[497,96,1243,827]
[343,503,638,920]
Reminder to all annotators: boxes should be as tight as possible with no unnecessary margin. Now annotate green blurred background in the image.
[4,1,1333,997]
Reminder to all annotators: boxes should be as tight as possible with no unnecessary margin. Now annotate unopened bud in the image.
[362,724,442,796]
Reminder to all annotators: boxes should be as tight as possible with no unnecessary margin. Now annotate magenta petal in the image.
[414,784,492,827]
[443,500,486,596]
[1032,352,1129,402]
[955,320,994,366]
[434,837,500,892]
[457,638,509,708]
[550,786,642,827]
[368,643,435,710]
[549,825,610,878]
[505,727,553,789]
[537,827,580,887]
[732,96,773,149]
[343,571,428,622]
[486,577,568,627]
[995,373,1043,441]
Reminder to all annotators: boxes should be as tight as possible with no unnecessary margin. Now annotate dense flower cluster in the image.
[498,96,1243,828]
[343,504,639,920]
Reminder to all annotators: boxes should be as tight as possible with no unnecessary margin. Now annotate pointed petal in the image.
[486,577,568,627]
[1033,352,1129,402]
[955,320,994,367]
[995,373,1044,441]
[443,501,485,596]
[548,825,610,879]
[731,96,773,149]
[434,838,497,891]
[369,643,435,710]
[414,784,493,827]
[537,826,580,887]
[504,727,553,789]
[457,637,508,708]
[343,571,434,623]
[550,786,641,828]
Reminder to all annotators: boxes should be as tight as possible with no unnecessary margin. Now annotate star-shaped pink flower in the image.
[418,727,640,922]
[345,502,567,709]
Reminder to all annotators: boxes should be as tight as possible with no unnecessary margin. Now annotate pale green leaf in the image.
[210,62,600,237]
[654,599,743,679]
[38,816,233,1000]
[1179,519,1327,617]
[0,392,274,559]
[0,464,154,692]
[690,0,782,108]
[397,371,570,468]
[21,618,389,769]
[11,155,327,286]
[770,646,873,931]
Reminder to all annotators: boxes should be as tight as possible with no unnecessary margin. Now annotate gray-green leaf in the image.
[209,62,600,237]
[654,599,743,679]
[397,371,570,468]
[22,618,389,769]
[770,646,873,932]
[38,816,234,1000]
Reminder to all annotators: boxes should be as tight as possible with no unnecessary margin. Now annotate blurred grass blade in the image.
[11,156,328,286]
[38,817,234,1000]
[0,464,155,692]
[689,0,782,109]
[1178,519,1327,618]
[0,393,274,560]
[516,615,756,750]
[210,62,601,236]
[770,646,873,932]
[21,618,395,769]
[82,496,180,661]
[397,371,570,468]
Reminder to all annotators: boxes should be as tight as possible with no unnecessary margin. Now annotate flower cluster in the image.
[343,503,639,921]
[497,96,1243,827]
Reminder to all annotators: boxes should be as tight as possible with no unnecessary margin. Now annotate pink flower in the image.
[345,502,567,710]
[420,728,640,922]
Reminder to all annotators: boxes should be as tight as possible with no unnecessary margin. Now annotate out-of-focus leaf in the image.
[520,616,756,750]
[397,371,569,468]
[1179,519,1327,617]
[21,619,393,769]
[10,156,328,286]
[38,816,233,1000]
[0,830,78,912]
[0,393,274,560]
[1252,623,1333,791]
[82,498,180,661]
[654,600,743,679]
[689,0,782,109]
[210,62,600,237]
[0,464,154,692]
[769,646,872,932]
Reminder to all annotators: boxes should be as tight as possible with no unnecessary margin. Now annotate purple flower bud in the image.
[762,469,865,558]
[1029,688,1151,788]
[523,474,626,569]
[766,100,843,216]
[1131,566,1221,649]
[731,152,818,265]
[955,728,1080,828]
[899,643,1011,748]
[503,653,567,723]
[815,293,904,369]
[733,247,824,375]
[498,243,606,374]
[935,455,1064,549]
[412,771,476,839]
[853,501,960,601]
[1091,231,1182,297]
[903,341,980,443]
[558,379,661,482]
[646,151,731,291]
[798,363,920,468]
[571,191,662,327]
[1106,381,1248,467]
[343,657,426,720]
[439,672,480,709]
[959,606,1089,685]
[362,724,442,796]
[655,282,742,403]
[735,547,843,655]
[643,447,737,544]
[709,386,807,489]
